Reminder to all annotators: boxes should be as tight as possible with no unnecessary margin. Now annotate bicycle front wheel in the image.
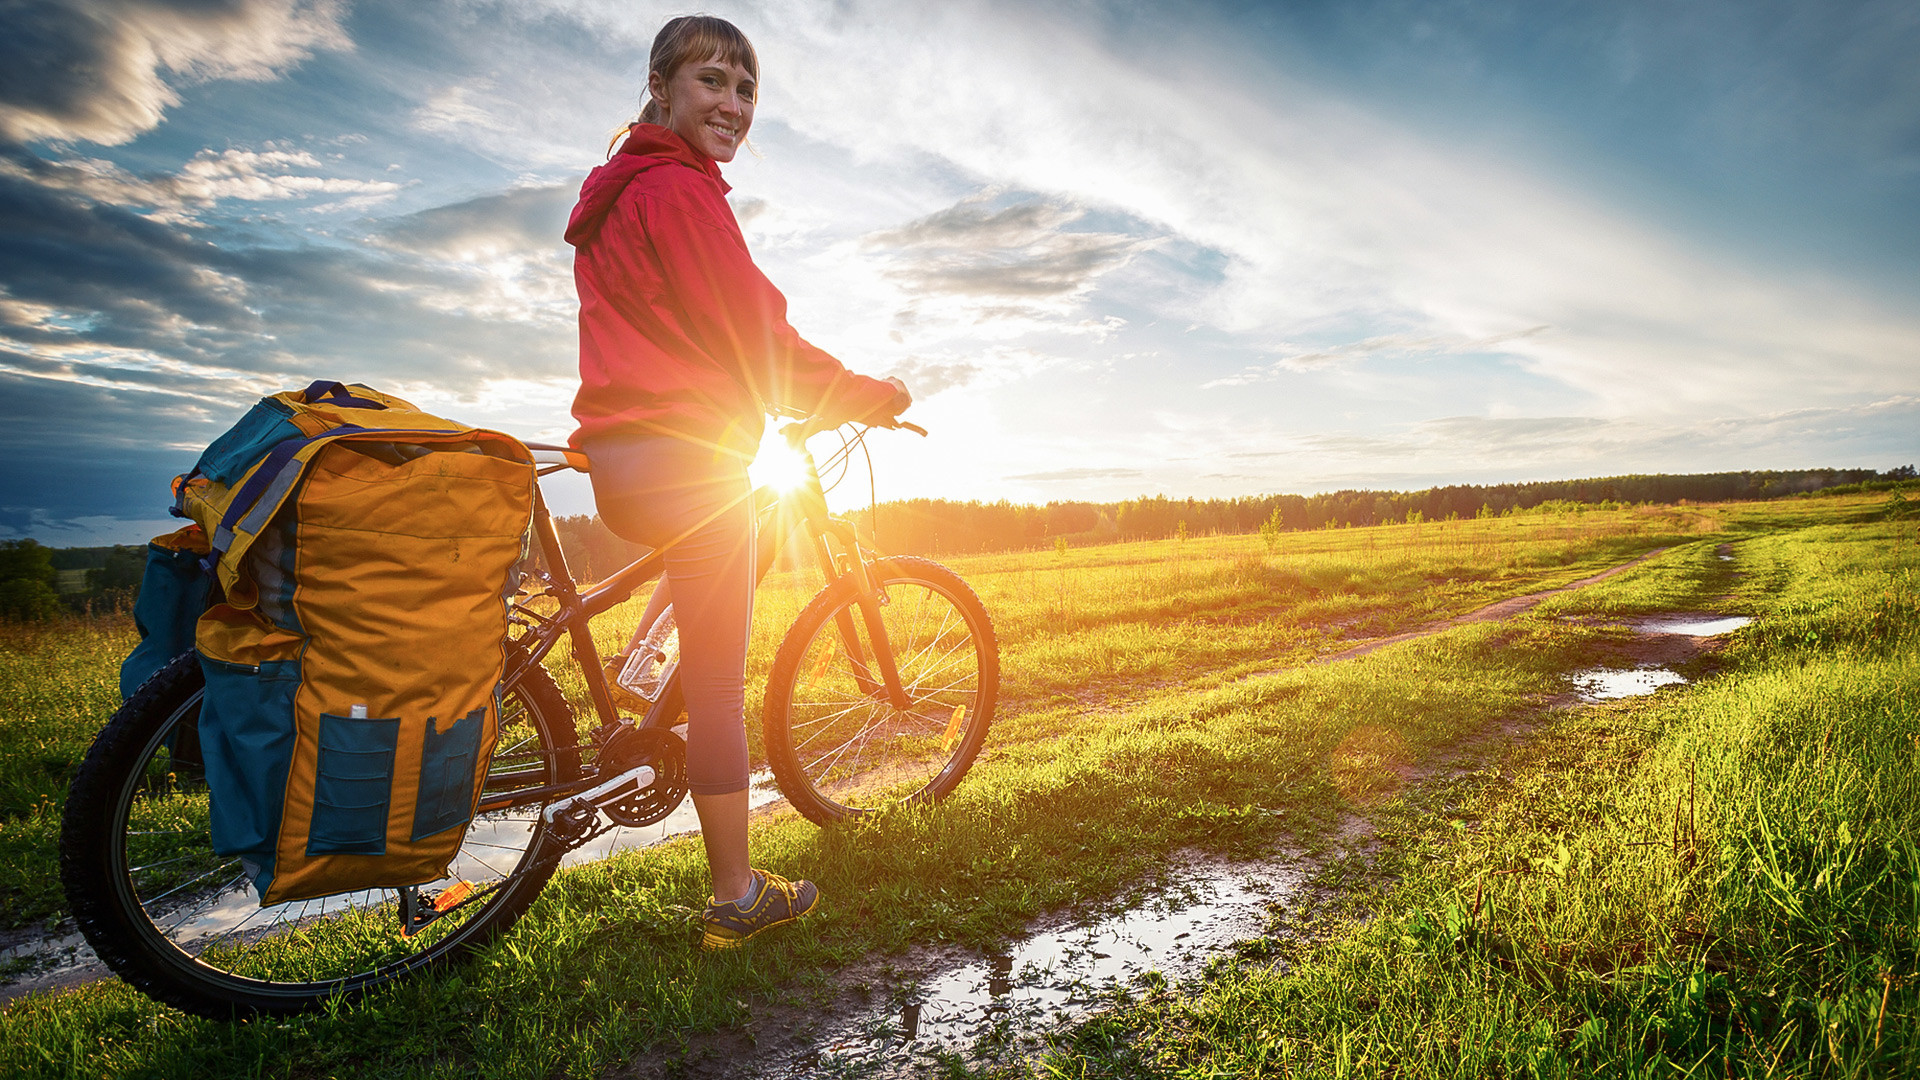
[763,556,998,825]
[59,648,577,1019]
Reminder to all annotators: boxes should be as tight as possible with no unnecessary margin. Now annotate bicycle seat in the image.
[524,442,591,473]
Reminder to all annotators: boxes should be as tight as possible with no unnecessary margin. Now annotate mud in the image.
[615,851,1308,1080]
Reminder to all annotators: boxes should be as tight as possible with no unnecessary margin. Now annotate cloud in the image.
[0,0,350,145]
[0,366,210,537]
[1006,467,1146,482]
[1281,399,1920,477]
[1201,326,1552,387]
[0,144,400,229]
[885,356,982,396]
[864,193,1146,300]
[373,184,573,260]
[739,0,1920,414]
[170,148,398,203]
[0,151,576,415]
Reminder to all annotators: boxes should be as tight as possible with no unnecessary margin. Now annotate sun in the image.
[749,426,813,493]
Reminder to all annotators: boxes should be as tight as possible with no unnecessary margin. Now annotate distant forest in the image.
[545,465,1917,579]
[9,465,1913,615]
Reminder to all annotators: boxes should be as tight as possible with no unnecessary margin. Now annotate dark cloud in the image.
[0,147,574,384]
[869,199,1077,250]
[0,148,260,358]
[373,184,573,258]
[865,194,1147,299]
[0,0,349,145]
[0,367,207,535]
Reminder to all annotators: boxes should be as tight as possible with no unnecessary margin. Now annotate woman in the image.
[566,15,909,949]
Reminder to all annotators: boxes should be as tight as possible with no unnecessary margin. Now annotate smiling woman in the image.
[565,14,912,952]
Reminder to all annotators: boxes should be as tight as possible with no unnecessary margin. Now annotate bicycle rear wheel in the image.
[59,648,576,1018]
[763,556,998,825]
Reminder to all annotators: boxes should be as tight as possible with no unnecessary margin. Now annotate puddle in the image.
[0,768,784,1005]
[1632,614,1752,636]
[1573,667,1689,702]
[788,855,1301,1077]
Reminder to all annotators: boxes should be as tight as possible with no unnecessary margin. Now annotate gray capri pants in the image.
[583,434,755,795]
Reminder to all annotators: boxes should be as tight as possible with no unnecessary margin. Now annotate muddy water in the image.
[0,768,785,1005]
[1632,614,1752,636]
[1573,667,1689,701]
[1568,613,1752,703]
[789,856,1302,1078]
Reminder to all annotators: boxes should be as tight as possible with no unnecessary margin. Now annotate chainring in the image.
[597,725,689,827]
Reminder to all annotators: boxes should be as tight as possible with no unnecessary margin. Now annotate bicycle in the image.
[59,416,999,1019]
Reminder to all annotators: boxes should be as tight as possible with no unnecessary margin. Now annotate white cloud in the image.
[0,145,400,225]
[0,0,351,145]
[712,0,1920,416]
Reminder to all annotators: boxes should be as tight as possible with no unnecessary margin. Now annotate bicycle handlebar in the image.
[782,414,926,448]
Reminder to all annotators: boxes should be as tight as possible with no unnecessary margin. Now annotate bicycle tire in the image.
[763,556,998,825]
[59,647,577,1019]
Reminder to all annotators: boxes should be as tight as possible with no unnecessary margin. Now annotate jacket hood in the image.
[564,124,728,246]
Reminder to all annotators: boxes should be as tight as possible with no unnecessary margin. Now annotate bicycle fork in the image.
[812,520,912,711]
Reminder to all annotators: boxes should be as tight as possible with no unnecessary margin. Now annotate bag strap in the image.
[301,380,389,411]
[204,425,492,570]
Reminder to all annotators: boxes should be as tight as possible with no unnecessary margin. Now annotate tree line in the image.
[848,466,1916,556]
[6,465,1912,619]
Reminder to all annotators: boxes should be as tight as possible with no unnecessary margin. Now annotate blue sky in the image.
[1,0,1915,545]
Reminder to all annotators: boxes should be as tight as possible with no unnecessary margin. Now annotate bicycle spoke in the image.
[141,859,244,908]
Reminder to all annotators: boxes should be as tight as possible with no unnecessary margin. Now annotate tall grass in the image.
[0,496,1850,1079]
[0,506,1727,931]
[1035,518,1920,1077]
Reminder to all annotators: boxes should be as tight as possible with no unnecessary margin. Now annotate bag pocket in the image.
[412,706,488,841]
[308,712,400,856]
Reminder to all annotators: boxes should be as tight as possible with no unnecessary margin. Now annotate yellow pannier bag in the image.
[153,381,535,905]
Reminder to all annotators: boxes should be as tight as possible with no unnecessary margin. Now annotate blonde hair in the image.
[638,15,757,126]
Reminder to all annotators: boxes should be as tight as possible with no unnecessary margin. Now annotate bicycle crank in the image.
[598,725,688,827]
[542,725,689,835]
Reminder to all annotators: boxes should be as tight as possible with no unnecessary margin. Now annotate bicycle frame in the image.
[479,422,914,814]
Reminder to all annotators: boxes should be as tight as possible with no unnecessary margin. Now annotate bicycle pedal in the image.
[398,884,455,938]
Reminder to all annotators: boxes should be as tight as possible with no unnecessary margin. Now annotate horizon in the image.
[3,0,1917,546]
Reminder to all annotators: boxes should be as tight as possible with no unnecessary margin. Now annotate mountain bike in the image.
[59,416,999,1019]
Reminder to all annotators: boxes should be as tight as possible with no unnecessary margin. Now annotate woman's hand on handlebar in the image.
[884,376,912,418]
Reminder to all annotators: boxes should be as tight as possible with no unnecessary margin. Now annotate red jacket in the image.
[567,124,897,456]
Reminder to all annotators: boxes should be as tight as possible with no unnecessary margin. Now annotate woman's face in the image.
[650,53,756,162]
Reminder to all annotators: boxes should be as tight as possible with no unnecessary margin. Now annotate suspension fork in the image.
[811,517,912,710]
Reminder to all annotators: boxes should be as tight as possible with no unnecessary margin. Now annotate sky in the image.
[1,0,1916,545]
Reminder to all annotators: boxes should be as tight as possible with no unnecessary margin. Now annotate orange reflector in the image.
[805,646,836,690]
[940,704,967,754]
[432,880,475,912]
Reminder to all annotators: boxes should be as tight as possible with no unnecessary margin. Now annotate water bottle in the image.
[617,607,679,702]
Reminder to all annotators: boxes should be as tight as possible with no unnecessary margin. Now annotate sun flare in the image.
[750,428,813,493]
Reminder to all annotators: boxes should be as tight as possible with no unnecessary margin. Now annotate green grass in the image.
[0,495,1884,1077]
[1022,511,1920,1077]
[0,503,1710,929]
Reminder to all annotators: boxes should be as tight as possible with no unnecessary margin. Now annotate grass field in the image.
[0,492,1907,1077]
